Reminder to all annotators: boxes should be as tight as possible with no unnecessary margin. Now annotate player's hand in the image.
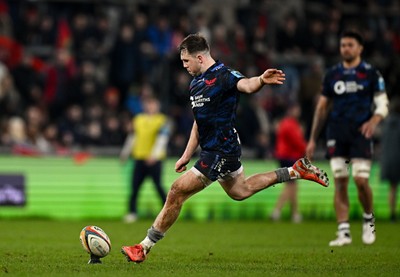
[260,69,285,85]
[360,115,381,139]
[120,156,128,164]
[360,122,375,139]
[146,158,157,166]
[175,157,189,173]
[306,140,316,160]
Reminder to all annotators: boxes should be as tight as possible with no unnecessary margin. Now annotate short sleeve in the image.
[371,69,386,94]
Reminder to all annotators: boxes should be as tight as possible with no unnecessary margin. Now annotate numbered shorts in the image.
[191,151,242,186]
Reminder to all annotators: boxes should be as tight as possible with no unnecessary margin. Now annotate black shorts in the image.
[194,151,242,181]
[326,122,373,159]
[278,159,296,168]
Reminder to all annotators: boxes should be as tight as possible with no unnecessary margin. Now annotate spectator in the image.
[14,4,41,46]
[101,114,125,146]
[70,59,103,106]
[103,86,121,115]
[0,68,21,117]
[0,0,397,159]
[36,14,57,49]
[108,23,142,107]
[237,94,272,159]
[57,104,85,147]
[42,122,65,154]
[24,105,51,153]
[83,120,103,147]
[275,14,304,55]
[43,48,77,119]
[70,13,94,60]
[10,51,43,109]
[147,15,173,58]
[303,18,325,55]
[5,116,27,146]
[298,58,324,139]
[0,0,12,37]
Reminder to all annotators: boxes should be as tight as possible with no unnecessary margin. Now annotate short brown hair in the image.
[178,33,210,54]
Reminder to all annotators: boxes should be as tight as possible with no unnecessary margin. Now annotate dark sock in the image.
[275,168,290,183]
[147,226,165,243]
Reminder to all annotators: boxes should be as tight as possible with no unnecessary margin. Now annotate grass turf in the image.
[0,219,399,276]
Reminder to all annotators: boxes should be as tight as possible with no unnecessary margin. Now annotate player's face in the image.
[144,99,159,114]
[180,50,201,76]
[340,37,363,62]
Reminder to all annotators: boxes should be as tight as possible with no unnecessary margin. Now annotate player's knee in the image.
[167,182,185,203]
[226,190,246,201]
[230,195,246,201]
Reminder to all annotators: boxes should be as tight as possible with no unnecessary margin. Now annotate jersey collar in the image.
[194,60,224,81]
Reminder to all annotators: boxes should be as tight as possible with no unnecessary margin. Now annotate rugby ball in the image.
[79,225,111,258]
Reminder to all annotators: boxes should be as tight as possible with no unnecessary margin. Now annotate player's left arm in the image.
[360,70,389,139]
[237,69,285,94]
[360,92,389,139]
[120,133,134,163]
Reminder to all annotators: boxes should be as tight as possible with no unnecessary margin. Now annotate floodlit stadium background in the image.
[0,1,399,220]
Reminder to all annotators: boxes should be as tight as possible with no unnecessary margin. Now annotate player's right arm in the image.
[120,133,134,163]
[175,121,199,173]
[237,69,285,94]
[306,95,330,159]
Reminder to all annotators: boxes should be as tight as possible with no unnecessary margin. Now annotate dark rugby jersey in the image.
[189,61,245,156]
[322,61,386,126]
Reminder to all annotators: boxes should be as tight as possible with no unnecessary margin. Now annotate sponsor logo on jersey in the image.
[230,70,245,78]
[190,94,211,108]
[356,72,367,79]
[205,77,217,86]
[378,77,385,91]
[333,80,364,95]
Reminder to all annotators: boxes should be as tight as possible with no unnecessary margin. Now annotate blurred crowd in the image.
[0,0,399,158]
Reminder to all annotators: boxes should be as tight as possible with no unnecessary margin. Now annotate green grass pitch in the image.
[0,219,399,276]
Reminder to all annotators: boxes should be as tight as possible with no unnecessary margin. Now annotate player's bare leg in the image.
[152,171,205,232]
[329,177,352,246]
[354,176,373,214]
[354,176,376,244]
[121,171,205,263]
[220,157,329,201]
[334,177,350,223]
[122,157,329,262]
[219,170,279,200]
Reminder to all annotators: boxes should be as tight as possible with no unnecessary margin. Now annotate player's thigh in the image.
[218,168,245,198]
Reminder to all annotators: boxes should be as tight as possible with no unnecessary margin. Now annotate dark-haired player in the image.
[121,33,329,263]
[306,31,389,246]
